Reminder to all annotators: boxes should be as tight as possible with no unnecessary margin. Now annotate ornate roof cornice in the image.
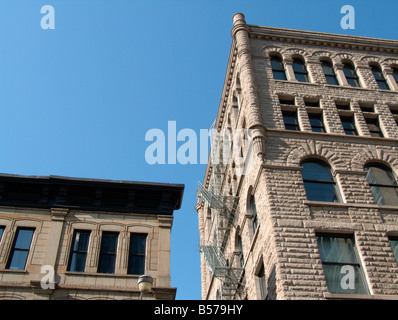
[247,25,398,54]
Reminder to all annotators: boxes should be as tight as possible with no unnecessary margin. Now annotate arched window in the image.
[249,195,258,232]
[293,58,309,82]
[321,60,339,85]
[301,160,340,202]
[343,62,361,87]
[371,64,390,90]
[270,55,287,80]
[236,233,244,268]
[364,163,398,205]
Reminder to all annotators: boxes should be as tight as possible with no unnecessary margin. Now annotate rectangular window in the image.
[365,117,383,137]
[282,110,300,131]
[308,113,326,133]
[128,233,147,275]
[67,230,91,272]
[317,234,368,295]
[98,232,119,274]
[389,236,398,265]
[340,116,358,135]
[0,226,4,242]
[6,227,35,270]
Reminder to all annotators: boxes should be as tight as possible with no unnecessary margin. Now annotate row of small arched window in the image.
[246,160,398,230]
[270,54,398,90]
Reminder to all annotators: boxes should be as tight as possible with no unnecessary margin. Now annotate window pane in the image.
[390,239,398,265]
[295,73,308,83]
[317,237,357,264]
[369,186,398,206]
[273,71,287,80]
[69,253,87,272]
[128,256,145,275]
[100,232,118,254]
[366,166,397,186]
[0,227,4,242]
[326,75,339,85]
[271,57,287,80]
[131,234,146,255]
[304,182,338,202]
[270,58,283,71]
[98,254,116,274]
[322,264,368,294]
[343,64,356,78]
[250,196,258,232]
[393,69,398,84]
[293,60,306,73]
[98,232,118,273]
[322,62,334,75]
[73,230,90,252]
[317,235,368,295]
[365,165,398,205]
[68,230,90,272]
[128,234,147,275]
[302,162,333,182]
[8,250,29,270]
[14,229,34,249]
[6,228,35,270]
[347,77,360,87]
[341,117,357,135]
[308,114,325,132]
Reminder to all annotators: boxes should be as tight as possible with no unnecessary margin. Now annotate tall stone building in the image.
[196,13,398,300]
[0,173,184,300]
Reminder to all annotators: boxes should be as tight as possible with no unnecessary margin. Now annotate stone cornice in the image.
[247,25,398,54]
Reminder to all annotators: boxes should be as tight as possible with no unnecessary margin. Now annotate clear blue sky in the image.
[0,0,397,300]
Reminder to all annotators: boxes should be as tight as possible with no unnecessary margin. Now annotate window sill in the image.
[266,128,398,142]
[272,80,398,93]
[64,271,141,278]
[0,269,29,274]
[304,200,398,210]
[324,292,398,300]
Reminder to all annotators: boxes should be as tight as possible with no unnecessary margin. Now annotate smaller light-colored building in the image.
[0,173,184,300]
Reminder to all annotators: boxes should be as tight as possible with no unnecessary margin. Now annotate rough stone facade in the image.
[0,174,184,300]
[196,13,398,300]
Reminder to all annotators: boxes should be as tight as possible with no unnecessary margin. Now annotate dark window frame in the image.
[340,115,358,136]
[343,63,361,88]
[293,58,309,83]
[282,110,300,131]
[308,112,326,133]
[6,227,35,270]
[364,163,398,206]
[316,233,369,295]
[301,160,340,203]
[270,55,287,81]
[365,117,383,137]
[389,236,398,265]
[392,68,398,85]
[67,230,91,272]
[0,226,4,243]
[127,233,147,275]
[371,64,390,90]
[322,60,339,85]
[97,231,119,274]
[250,195,258,233]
